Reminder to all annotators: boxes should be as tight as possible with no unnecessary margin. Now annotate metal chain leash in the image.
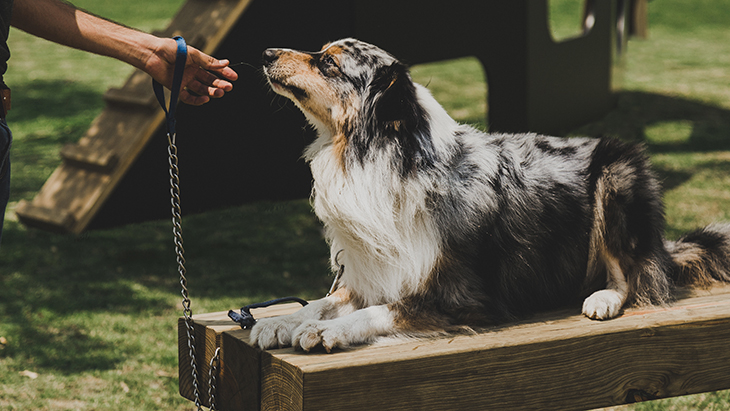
[169,133,221,411]
[168,132,204,411]
[157,35,220,411]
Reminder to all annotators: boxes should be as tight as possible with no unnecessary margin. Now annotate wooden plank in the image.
[14,200,76,232]
[60,143,119,172]
[181,285,730,411]
[103,87,159,111]
[171,0,254,56]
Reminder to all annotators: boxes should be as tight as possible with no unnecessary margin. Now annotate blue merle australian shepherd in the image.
[251,38,730,352]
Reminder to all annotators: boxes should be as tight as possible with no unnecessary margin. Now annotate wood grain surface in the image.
[180,285,730,410]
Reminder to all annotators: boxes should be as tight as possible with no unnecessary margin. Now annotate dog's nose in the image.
[262,48,281,65]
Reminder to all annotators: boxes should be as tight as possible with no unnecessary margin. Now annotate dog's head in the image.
[262,38,429,155]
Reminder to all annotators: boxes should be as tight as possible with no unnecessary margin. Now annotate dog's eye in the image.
[319,54,339,75]
[322,55,336,67]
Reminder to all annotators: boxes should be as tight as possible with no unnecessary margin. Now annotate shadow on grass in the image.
[567,91,730,191]
[570,91,730,151]
[8,79,105,125]
[1,199,330,373]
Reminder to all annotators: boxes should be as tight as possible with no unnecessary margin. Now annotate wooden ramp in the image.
[15,0,254,233]
[180,285,730,410]
[16,0,638,233]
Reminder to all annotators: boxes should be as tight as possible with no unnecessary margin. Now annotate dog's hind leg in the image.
[581,139,636,320]
[580,138,671,320]
[582,251,629,320]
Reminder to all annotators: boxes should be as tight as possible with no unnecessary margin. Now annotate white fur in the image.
[305,85,460,307]
[251,291,358,349]
[582,254,629,319]
[294,305,396,352]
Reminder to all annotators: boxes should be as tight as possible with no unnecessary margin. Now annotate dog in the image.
[251,38,730,352]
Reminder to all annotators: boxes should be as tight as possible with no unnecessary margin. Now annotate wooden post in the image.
[631,0,649,39]
[181,285,730,410]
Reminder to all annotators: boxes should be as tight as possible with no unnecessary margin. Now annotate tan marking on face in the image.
[322,44,343,58]
[267,47,360,171]
[266,50,339,131]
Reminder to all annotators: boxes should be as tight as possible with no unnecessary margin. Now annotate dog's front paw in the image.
[292,320,349,353]
[250,316,302,349]
[582,289,624,320]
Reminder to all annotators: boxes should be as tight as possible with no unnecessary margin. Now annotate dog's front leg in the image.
[293,304,396,352]
[250,288,357,350]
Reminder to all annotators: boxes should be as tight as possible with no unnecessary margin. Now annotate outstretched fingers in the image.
[178,49,239,106]
[194,51,237,84]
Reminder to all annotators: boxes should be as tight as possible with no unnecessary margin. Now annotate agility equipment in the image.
[16,0,645,233]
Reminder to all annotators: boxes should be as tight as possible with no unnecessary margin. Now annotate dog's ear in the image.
[367,61,435,173]
[370,62,422,128]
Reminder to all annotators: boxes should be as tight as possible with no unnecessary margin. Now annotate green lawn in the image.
[1,0,730,410]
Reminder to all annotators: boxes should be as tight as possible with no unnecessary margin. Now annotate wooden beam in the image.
[180,285,730,410]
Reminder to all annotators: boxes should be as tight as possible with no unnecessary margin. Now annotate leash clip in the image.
[228,297,309,330]
[327,249,345,297]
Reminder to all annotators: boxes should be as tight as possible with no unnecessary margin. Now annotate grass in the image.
[1,0,730,410]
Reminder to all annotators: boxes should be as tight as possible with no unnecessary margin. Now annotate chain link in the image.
[208,347,221,411]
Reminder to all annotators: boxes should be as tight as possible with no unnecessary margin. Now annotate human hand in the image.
[146,37,239,106]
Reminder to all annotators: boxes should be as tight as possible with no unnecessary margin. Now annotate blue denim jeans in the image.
[0,118,11,247]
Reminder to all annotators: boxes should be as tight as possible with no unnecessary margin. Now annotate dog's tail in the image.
[665,223,730,286]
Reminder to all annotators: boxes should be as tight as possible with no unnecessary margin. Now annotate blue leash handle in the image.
[153,36,188,136]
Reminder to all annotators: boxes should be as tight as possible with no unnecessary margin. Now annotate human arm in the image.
[10,0,238,105]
